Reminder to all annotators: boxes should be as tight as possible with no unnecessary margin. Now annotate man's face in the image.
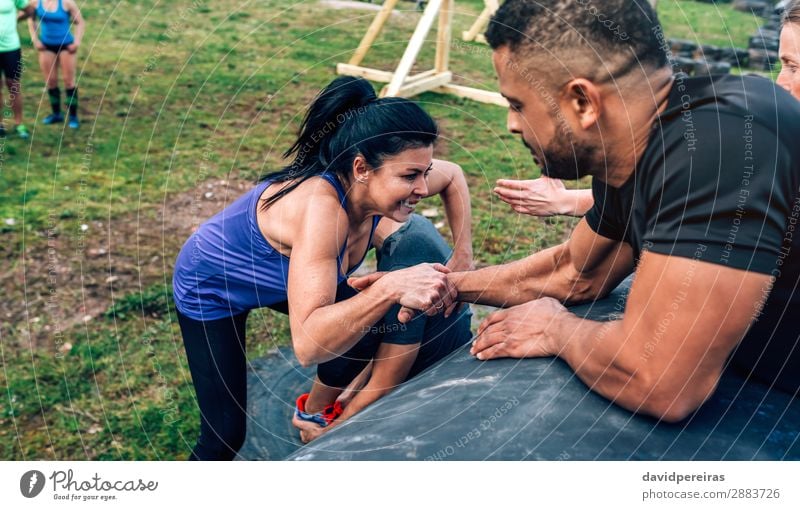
[492,46,600,180]
[777,22,800,101]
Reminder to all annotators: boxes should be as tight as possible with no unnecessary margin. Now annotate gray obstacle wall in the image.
[237,281,799,460]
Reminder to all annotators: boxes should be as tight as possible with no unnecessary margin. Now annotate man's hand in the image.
[470,297,569,360]
[66,42,79,53]
[33,40,45,51]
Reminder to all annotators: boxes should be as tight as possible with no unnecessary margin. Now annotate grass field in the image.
[0,0,766,460]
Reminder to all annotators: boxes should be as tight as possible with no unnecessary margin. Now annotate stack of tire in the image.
[739,0,788,71]
[668,0,787,75]
[667,39,736,76]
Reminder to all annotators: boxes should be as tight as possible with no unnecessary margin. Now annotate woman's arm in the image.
[333,343,416,422]
[425,159,473,271]
[27,11,43,50]
[65,0,84,51]
[18,0,35,21]
[494,176,594,217]
[286,191,455,366]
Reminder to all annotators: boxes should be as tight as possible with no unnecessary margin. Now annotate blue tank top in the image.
[36,0,74,46]
[173,173,381,320]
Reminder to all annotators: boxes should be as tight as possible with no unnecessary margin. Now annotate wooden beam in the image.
[405,69,439,84]
[389,72,453,98]
[337,64,437,84]
[462,0,498,43]
[437,83,508,107]
[435,0,453,73]
[462,5,492,42]
[337,63,394,82]
[336,0,508,107]
[348,0,401,66]
[384,0,443,97]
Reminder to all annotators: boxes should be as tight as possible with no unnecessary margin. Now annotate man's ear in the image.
[352,154,369,183]
[563,78,602,130]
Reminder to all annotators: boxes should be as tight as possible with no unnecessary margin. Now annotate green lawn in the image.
[0,0,764,460]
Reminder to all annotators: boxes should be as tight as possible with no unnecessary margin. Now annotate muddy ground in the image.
[1,179,253,352]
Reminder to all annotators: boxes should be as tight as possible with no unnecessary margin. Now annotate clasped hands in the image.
[348,266,570,362]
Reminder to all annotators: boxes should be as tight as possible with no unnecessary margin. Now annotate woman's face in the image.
[364,145,433,222]
[778,22,800,100]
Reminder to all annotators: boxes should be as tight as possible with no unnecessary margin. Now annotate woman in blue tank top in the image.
[173,76,473,460]
[26,0,84,128]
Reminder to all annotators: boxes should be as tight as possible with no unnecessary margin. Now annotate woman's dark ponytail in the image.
[283,76,376,173]
[259,76,438,209]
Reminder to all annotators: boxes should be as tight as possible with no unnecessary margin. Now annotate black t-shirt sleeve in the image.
[642,110,795,274]
[585,178,627,242]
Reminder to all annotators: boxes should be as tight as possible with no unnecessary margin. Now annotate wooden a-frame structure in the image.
[336,0,508,107]
[461,0,497,44]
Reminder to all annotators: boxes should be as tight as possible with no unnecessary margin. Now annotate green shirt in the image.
[0,0,28,52]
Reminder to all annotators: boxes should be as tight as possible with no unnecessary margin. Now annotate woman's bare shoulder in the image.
[261,175,342,205]
[257,176,348,253]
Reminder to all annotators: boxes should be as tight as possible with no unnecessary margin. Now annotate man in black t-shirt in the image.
[355,0,800,422]
[583,71,800,394]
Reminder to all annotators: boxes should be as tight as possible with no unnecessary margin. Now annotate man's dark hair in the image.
[485,0,669,84]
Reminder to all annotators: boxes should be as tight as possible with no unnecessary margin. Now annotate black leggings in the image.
[178,282,383,460]
[177,310,249,461]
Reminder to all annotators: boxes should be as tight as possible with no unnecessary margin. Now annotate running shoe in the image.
[15,124,30,139]
[295,393,343,427]
[43,113,64,125]
[68,115,80,129]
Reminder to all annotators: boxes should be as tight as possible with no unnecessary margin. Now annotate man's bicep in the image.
[564,219,634,300]
[622,251,770,401]
[643,111,796,274]
[570,218,631,272]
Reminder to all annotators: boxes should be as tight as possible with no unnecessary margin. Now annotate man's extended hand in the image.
[470,297,569,360]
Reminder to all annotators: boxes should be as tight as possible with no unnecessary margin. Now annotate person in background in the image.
[778,0,800,99]
[0,0,34,138]
[27,0,84,129]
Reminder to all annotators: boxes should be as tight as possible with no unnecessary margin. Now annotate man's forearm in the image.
[450,243,582,306]
[551,314,647,408]
[551,313,697,422]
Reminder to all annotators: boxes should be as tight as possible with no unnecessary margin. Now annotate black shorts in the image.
[0,49,22,81]
[43,43,70,54]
